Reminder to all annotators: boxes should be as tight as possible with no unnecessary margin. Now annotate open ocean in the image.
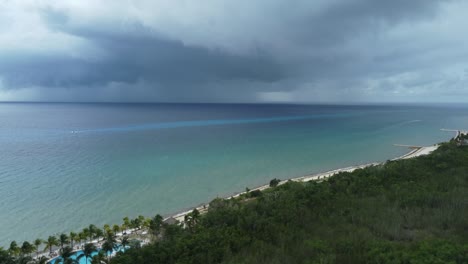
[1,103,467,245]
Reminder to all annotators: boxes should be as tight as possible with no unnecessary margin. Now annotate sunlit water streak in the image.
[72,113,363,134]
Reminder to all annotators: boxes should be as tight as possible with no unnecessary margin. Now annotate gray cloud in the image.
[0,0,467,103]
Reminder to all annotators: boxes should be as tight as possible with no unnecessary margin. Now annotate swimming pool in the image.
[48,245,126,264]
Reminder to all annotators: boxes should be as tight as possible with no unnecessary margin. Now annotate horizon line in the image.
[0,100,465,106]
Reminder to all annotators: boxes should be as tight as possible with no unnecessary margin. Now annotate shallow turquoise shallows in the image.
[1,103,468,245]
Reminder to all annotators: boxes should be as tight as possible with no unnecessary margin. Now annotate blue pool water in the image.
[49,250,99,264]
[49,246,126,264]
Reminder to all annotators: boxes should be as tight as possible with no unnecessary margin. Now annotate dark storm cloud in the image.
[1,35,282,86]
[0,0,467,102]
[2,9,284,89]
[289,0,445,47]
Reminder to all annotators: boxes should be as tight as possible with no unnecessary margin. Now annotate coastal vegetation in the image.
[1,140,467,263]
[110,141,468,263]
[0,220,147,264]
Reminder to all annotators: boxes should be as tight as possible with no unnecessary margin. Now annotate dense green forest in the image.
[1,141,467,264]
[111,141,468,264]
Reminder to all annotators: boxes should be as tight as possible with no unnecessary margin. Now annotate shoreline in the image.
[33,144,441,262]
[168,144,440,223]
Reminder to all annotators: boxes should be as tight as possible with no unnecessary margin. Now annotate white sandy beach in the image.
[39,143,439,263]
[169,144,440,223]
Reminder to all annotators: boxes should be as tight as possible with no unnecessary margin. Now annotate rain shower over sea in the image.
[1,102,467,244]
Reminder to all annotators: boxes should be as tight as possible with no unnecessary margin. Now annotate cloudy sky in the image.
[0,0,467,103]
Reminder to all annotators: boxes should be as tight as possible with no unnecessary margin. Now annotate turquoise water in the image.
[49,246,125,264]
[49,250,98,264]
[1,103,467,245]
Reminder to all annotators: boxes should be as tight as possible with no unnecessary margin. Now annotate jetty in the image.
[441,128,468,138]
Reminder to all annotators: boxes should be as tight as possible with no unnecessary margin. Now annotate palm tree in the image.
[69,232,77,249]
[101,232,118,262]
[90,250,108,264]
[78,232,87,246]
[35,256,49,264]
[101,242,113,263]
[131,215,145,231]
[112,224,120,235]
[138,215,146,229]
[44,236,59,255]
[150,214,164,238]
[143,218,151,232]
[77,243,97,264]
[59,246,78,264]
[59,233,69,250]
[122,217,130,233]
[95,228,104,243]
[184,209,200,233]
[130,217,143,233]
[75,233,82,249]
[88,224,98,242]
[103,224,111,234]
[9,241,20,256]
[82,228,90,243]
[34,239,43,257]
[120,236,129,250]
[20,241,34,256]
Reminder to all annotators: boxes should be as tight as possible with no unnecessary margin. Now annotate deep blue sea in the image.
[1,103,467,245]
